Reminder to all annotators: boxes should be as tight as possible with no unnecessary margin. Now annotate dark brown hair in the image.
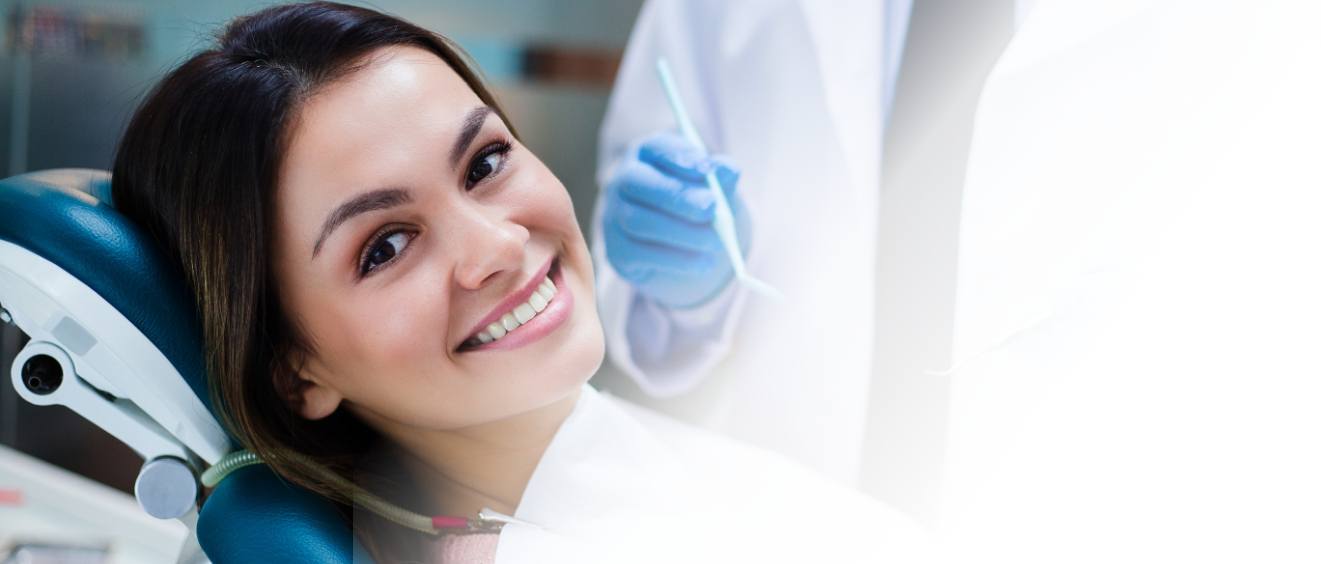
[111,2,514,560]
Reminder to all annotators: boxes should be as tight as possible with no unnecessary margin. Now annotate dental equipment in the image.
[654,58,782,300]
[1,169,365,563]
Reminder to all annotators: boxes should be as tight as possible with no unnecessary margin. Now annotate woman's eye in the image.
[466,143,511,188]
[360,230,413,276]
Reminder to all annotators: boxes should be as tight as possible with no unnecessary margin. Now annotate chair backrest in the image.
[0,170,365,563]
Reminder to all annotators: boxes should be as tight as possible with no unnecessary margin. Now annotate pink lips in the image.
[458,257,573,353]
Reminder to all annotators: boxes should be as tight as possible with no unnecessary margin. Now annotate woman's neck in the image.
[376,387,583,518]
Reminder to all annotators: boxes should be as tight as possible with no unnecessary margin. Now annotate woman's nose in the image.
[453,207,531,290]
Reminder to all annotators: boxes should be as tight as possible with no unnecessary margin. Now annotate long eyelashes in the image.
[358,226,415,277]
[466,140,513,189]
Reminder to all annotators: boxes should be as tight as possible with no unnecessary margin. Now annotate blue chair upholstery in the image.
[199,465,366,563]
[0,170,365,563]
[0,170,212,412]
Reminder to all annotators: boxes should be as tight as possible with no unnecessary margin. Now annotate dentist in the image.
[592,0,1021,522]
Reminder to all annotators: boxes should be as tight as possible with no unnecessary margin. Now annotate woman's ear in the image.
[274,352,343,420]
[296,374,343,420]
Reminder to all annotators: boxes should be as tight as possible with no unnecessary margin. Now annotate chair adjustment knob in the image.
[135,457,199,519]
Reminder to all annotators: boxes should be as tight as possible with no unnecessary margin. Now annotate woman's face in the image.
[271,46,603,434]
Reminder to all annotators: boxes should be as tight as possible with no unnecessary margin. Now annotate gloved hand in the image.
[602,132,751,309]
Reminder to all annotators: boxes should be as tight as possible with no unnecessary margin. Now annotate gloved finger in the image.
[605,222,717,275]
[610,160,718,224]
[636,132,707,180]
[611,190,726,253]
[604,222,717,279]
[640,135,743,190]
[706,156,741,201]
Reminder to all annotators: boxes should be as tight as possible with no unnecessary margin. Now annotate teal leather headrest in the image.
[0,170,213,415]
[0,170,366,564]
[199,465,370,563]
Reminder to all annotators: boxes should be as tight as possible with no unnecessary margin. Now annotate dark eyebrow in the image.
[312,188,412,258]
[449,106,494,169]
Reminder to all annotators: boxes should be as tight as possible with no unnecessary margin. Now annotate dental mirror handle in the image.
[655,58,782,301]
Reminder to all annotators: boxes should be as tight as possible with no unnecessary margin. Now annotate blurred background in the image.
[0,1,641,557]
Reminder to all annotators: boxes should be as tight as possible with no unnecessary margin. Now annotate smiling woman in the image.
[110,2,603,561]
[108,2,923,563]
[269,41,601,440]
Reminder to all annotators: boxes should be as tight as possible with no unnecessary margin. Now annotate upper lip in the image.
[459,256,556,349]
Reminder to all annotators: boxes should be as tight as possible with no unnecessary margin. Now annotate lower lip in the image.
[465,261,574,353]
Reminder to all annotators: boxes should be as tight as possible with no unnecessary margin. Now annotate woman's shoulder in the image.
[596,388,833,477]
[598,390,927,517]
[588,389,936,561]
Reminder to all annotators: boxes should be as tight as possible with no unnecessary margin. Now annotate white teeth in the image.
[469,275,557,347]
[529,292,548,312]
[500,313,519,332]
[513,303,536,324]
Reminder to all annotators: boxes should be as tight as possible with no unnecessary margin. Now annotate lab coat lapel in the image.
[864,0,1016,521]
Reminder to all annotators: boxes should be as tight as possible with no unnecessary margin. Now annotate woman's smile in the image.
[458,256,574,353]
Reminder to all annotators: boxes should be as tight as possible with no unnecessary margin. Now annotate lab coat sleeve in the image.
[592,0,750,397]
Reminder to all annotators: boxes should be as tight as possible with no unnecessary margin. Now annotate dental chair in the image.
[0,170,368,563]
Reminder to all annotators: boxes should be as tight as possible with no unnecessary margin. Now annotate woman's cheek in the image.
[530,175,579,228]
[507,155,570,211]
[366,284,448,362]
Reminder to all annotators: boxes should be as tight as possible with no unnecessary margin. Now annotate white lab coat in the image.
[493,385,935,563]
[941,0,1321,559]
[591,0,887,487]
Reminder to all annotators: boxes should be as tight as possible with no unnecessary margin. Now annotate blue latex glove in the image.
[602,132,751,309]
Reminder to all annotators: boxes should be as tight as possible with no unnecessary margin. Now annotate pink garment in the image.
[428,532,500,564]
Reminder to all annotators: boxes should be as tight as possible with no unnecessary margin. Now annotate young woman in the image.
[112,3,927,562]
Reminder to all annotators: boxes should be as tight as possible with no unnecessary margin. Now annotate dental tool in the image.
[654,58,782,300]
[203,449,545,535]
